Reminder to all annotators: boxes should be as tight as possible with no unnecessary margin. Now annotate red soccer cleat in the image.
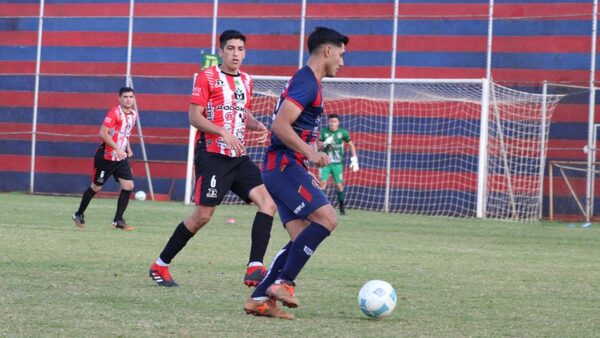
[149,262,179,287]
[243,265,267,287]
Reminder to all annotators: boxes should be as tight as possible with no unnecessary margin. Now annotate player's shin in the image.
[113,189,131,222]
[248,212,273,264]
[158,222,195,264]
[252,241,292,299]
[278,222,330,282]
[76,187,96,215]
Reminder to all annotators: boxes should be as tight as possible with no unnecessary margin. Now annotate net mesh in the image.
[216,78,563,221]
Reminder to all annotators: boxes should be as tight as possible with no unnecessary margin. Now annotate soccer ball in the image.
[135,191,147,201]
[358,280,397,318]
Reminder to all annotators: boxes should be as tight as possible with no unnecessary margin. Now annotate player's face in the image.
[219,39,246,73]
[328,118,340,131]
[119,92,135,110]
[325,44,346,78]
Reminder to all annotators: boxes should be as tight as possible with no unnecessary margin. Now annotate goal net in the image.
[187,76,564,221]
[549,161,600,221]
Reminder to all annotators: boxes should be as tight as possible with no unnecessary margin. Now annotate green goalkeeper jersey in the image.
[319,127,351,163]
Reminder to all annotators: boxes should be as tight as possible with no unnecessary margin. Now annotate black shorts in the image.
[92,146,133,186]
[194,151,263,206]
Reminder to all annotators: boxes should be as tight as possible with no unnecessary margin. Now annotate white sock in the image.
[252,296,269,301]
[248,261,263,267]
[155,258,169,267]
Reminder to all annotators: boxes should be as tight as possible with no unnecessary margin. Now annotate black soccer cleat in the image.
[72,213,85,228]
[112,218,135,231]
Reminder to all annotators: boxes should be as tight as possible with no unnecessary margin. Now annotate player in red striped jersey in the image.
[72,87,137,231]
[149,30,281,302]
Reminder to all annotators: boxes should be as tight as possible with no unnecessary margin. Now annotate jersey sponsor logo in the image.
[206,188,218,198]
[338,133,342,139]
[192,86,201,96]
[294,202,306,215]
[206,102,214,120]
[97,170,106,183]
[215,105,246,112]
[207,175,218,198]
[233,88,245,103]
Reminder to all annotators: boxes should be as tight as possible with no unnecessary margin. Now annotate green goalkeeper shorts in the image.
[319,163,344,184]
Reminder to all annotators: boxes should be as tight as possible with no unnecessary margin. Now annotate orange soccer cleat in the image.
[266,280,299,308]
[243,298,294,320]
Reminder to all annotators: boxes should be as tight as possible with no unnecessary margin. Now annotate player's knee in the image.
[90,184,102,192]
[260,198,277,216]
[121,181,134,191]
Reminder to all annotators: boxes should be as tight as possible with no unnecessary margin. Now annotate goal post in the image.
[184,75,564,221]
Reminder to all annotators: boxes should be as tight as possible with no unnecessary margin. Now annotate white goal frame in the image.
[183,75,492,217]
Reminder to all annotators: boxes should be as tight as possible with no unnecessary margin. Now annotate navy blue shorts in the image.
[262,164,330,225]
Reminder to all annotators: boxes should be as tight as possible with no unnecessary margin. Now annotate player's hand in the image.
[349,156,359,172]
[323,135,334,146]
[254,122,269,145]
[220,128,246,155]
[309,151,330,167]
[116,149,127,160]
[127,148,134,158]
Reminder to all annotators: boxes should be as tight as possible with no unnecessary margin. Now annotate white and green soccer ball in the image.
[358,280,397,319]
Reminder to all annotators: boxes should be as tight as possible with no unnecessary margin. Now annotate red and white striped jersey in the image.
[101,105,137,161]
[190,65,253,157]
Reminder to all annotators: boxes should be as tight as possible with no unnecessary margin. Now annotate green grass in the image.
[1,192,599,337]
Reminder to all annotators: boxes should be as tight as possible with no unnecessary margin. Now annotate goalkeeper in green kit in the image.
[318,114,358,215]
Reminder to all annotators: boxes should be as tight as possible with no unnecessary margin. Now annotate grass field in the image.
[1,192,599,337]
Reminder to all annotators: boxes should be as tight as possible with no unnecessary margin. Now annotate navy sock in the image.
[248,212,273,264]
[76,187,96,215]
[279,222,330,282]
[159,222,195,264]
[252,241,293,298]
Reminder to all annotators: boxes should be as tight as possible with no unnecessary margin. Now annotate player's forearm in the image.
[272,121,315,158]
[349,143,357,157]
[188,105,227,137]
[99,129,120,150]
[246,113,261,131]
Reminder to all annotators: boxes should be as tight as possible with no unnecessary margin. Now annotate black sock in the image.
[76,187,96,215]
[252,241,293,298]
[249,212,273,264]
[338,190,345,209]
[159,222,195,264]
[113,189,132,222]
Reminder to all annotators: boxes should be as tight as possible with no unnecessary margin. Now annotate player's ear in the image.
[324,44,332,57]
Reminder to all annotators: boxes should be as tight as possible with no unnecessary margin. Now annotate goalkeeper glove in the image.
[323,135,334,146]
[349,156,359,172]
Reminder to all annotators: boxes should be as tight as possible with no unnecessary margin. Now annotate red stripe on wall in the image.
[0,91,34,107]
[134,3,300,17]
[44,3,129,17]
[134,33,211,48]
[35,92,189,111]
[43,32,129,47]
[0,32,37,45]
[0,3,39,16]
[0,61,36,75]
[307,3,394,17]
[41,61,127,75]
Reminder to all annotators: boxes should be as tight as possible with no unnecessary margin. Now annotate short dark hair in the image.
[219,29,246,49]
[327,114,340,120]
[307,27,349,54]
[119,87,134,96]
